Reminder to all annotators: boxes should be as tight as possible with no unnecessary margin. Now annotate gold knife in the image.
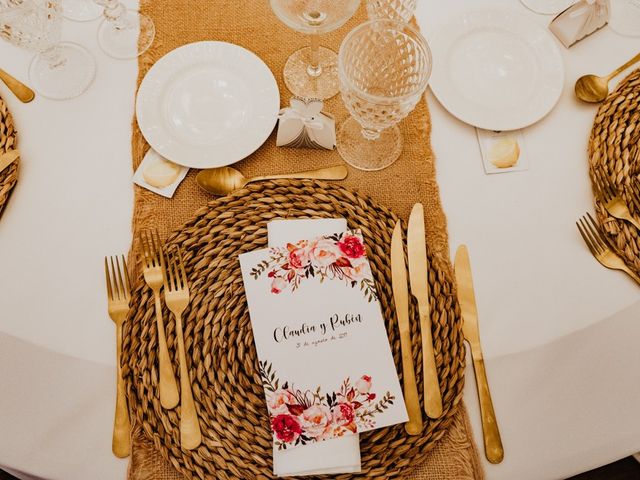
[407,203,443,419]
[0,150,19,175]
[391,221,423,435]
[454,245,504,464]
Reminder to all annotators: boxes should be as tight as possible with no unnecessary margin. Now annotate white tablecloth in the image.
[1,1,639,479]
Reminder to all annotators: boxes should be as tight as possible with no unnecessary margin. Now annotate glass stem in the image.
[307,33,322,78]
[102,0,130,30]
[40,45,66,69]
[361,127,381,141]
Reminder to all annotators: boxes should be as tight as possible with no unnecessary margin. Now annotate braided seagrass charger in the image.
[0,94,18,220]
[122,180,466,479]
[589,68,640,275]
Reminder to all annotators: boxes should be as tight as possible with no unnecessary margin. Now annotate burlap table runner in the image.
[126,1,484,478]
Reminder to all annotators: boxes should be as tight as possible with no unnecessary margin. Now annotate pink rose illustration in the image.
[343,257,368,281]
[268,389,297,416]
[288,247,310,269]
[355,375,372,394]
[271,277,287,294]
[338,235,366,259]
[300,404,331,439]
[309,238,341,267]
[331,402,355,427]
[271,414,302,443]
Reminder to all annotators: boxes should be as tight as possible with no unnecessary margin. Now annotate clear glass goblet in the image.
[270,0,360,100]
[366,0,416,23]
[519,0,575,15]
[337,19,431,171]
[62,0,102,22]
[94,0,155,59]
[0,0,96,100]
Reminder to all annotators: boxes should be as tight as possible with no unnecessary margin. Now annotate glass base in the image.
[28,42,96,100]
[62,0,102,22]
[337,117,403,171]
[283,46,339,100]
[519,0,574,14]
[97,10,155,59]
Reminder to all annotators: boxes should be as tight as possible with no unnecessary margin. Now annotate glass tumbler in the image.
[337,19,431,171]
[270,0,360,100]
[366,0,416,23]
[0,0,96,99]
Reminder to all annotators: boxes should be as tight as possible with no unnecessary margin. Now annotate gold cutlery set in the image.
[391,203,503,463]
[575,51,640,103]
[104,230,201,458]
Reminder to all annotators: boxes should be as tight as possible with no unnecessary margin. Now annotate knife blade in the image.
[454,245,504,464]
[0,150,19,175]
[391,221,423,435]
[407,203,443,419]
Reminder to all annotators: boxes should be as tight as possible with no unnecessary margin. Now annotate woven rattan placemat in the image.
[0,95,18,220]
[121,180,466,479]
[589,68,640,274]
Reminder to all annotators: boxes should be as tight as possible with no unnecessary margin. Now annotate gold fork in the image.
[140,230,179,409]
[593,170,640,230]
[626,177,640,215]
[104,255,132,458]
[163,248,202,450]
[576,212,640,285]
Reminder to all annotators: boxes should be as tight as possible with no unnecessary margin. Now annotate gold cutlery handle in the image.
[399,325,423,435]
[251,165,348,183]
[175,313,202,450]
[419,311,443,418]
[154,293,179,409]
[113,322,131,458]
[607,52,640,81]
[471,357,504,464]
[621,265,640,286]
[623,213,640,231]
[0,69,35,103]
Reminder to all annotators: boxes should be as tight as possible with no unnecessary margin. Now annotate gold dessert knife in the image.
[454,245,504,464]
[391,221,423,435]
[407,203,443,419]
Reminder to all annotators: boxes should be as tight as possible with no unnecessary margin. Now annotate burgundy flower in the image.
[338,235,365,259]
[331,402,355,427]
[271,414,302,443]
[367,393,376,401]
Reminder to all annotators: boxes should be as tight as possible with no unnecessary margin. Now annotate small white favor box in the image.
[276,98,336,150]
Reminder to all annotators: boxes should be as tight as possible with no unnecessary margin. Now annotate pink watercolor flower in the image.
[309,238,342,267]
[300,404,332,439]
[288,247,310,269]
[343,257,368,281]
[268,389,297,416]
[338,235,366,259]
[331,402,355,427]
[272,414,302,443]
[356,375,372,394]
[271,277,287,294]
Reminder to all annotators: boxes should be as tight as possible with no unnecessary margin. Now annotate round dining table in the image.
[1,0,639,479]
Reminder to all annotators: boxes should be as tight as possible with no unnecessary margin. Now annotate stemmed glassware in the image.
[270,0,360,100]
[337,19,431,171]
[519,0,575,15]
[609,0,640,36]
[94,0,155,59]
[366,0,416,23]
[62,0,101,22]
[0,0,96,100]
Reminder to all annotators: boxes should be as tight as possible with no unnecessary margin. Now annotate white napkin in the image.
[267,218,361,477]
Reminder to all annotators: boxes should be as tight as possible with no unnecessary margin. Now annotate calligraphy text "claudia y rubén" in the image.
[273,313,363,343]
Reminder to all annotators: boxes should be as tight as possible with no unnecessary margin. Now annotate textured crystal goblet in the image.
[366,0,416,23]
[270,0,360,100]
[337,19,431,171]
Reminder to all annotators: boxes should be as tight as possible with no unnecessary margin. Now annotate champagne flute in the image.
[94,0,155,59]
[270,0,360,100]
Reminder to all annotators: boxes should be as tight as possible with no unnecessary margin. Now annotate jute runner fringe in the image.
[126,0,484,478]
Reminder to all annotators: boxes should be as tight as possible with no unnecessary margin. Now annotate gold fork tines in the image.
[140,229,179,409]
[576,213,640,285]
[104,255,132,458]
[593,170,640,230]
[164,248,202,450]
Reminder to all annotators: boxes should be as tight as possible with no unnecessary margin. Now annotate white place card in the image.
[239,230,407,451]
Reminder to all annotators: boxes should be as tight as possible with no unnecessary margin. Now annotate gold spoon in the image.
[196,164,348,195]
[0,68,35,103]
[575,52,640,103]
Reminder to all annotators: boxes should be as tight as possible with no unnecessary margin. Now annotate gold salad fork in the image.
[576,213,640,285]
[141,230,179,409]
[593,170,640,230]
[163,248,202,450]
[104,255,132,458]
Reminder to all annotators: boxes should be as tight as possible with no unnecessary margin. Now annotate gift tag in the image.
[476,129,529,174]
[133,149,189,198]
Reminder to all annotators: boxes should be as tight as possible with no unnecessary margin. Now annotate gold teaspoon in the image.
[196,165,348,195]
[0,68,35,103]
[575,52,640,103]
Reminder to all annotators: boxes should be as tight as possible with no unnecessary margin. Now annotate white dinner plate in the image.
[136,41,280,168]
[429,10,564,131]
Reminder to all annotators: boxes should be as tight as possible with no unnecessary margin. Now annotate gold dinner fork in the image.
[163,248,202,450]
[576,212,640,285]
[140,230,179,409]
[593,170,640,230]
[104,255,132,458]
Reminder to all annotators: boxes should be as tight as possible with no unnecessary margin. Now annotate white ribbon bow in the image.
[278,98,325,130]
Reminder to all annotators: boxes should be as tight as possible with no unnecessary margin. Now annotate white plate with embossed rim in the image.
[136,41,280,169]
[429,10,564,131]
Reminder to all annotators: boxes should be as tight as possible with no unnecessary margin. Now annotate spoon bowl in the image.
[574,74,610,103]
